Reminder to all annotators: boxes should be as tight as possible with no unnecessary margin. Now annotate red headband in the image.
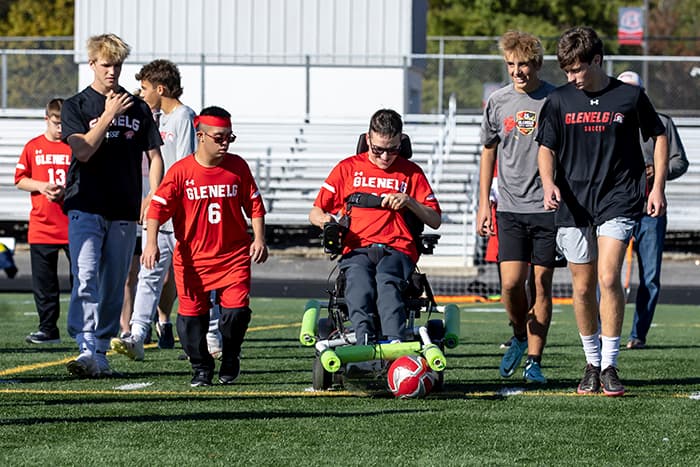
[194,115,232,129]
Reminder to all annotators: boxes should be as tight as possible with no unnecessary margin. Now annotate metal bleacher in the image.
[0,112,45,224]
[241,114,481,262]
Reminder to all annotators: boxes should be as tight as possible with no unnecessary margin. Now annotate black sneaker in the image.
[156,322,175,349]
[190,370,213,387]
[600,366,625,396]
[218,356,241,385]
[577,364,601,394]
[25,330,61,344]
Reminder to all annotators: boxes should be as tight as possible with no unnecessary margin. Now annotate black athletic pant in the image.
[30,243,70,334]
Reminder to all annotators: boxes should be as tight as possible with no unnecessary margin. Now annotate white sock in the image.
[580,332,601,367]
[600,335,621,370]
[130,322,150,342]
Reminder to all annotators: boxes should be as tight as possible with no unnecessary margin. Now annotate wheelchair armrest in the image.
[419,234,440,255]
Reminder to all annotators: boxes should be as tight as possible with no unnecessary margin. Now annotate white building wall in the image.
[74,0,426,119]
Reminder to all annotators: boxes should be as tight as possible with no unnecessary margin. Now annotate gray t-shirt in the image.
[480,81,555,213]
[160,104,196,170]
[158,104,196,231]
[640,113,688,181]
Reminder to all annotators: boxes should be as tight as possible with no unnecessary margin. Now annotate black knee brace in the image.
[177,314,214,372]
[219,307,251,358]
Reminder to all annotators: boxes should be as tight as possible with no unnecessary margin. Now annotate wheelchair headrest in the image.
[356,132,413,159]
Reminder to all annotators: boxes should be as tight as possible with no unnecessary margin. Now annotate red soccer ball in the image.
[387,355,437,399]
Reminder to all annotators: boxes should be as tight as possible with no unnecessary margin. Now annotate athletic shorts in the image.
[557,216,636,264]
[133,233,143,256]
[496,211,556,267]
[177,280,250,317]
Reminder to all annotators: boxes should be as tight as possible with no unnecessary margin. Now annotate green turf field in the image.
[1,294,698,466]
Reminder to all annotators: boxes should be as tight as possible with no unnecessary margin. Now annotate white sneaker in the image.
[110,335,145,361]
[207,330,223,360]
[66,353,98,378]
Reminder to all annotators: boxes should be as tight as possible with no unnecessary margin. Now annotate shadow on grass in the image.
[245,337,300,344]
[0,407,430,426]
[0,346,73,354]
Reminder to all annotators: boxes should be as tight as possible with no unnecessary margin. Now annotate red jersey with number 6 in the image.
[148,153,266,291]
[14,135,71,244]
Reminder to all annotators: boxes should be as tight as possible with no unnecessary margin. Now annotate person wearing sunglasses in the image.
[142,106,268,387]
[309,109,441,346]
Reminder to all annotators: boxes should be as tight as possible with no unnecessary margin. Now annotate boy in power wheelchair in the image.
[302,109,460,389]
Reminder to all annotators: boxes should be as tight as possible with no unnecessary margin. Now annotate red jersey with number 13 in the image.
[14,135,71,244]
[148,153,266,290]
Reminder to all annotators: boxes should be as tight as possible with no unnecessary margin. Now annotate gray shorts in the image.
[557,217,636,264]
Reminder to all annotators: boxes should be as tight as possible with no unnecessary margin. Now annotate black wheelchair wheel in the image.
[312,356,333,390]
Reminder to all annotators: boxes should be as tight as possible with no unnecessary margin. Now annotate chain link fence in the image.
[419,54,700,116]
[0,40,697,117]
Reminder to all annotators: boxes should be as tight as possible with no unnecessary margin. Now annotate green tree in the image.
[422,0,698,113]
[0,0,75,108]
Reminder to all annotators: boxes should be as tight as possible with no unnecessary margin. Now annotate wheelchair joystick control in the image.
[322,221,345,255]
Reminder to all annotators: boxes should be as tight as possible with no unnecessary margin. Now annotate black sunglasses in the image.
[203,132,236,144]
[369,139,401,156]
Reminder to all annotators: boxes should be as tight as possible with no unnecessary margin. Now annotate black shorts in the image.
[496,211,556,267]
[133,233,143,256]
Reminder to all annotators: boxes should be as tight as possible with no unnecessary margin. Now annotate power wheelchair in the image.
[298,133,460,391]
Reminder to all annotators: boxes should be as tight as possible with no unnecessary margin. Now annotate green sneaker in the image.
[523,358,547,384]
[499,337,528,377]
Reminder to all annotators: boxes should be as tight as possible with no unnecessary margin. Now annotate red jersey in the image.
[14,135,71,244]
[149,153,266,292]
[314,153,440,263]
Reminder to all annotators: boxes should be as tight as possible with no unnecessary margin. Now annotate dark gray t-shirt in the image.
[481,81,555,213]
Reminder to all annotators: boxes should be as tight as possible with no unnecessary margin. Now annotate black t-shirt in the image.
[61,86,162,221]
[536,79,664,227]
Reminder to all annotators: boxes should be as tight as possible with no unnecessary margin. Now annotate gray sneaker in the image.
[66,353,98,378]
[499,337,528,377]
[25,330,61,344]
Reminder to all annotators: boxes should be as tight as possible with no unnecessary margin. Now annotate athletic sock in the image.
[580,332,601,367]
[130,322,150,342]
[600,335,621,370]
